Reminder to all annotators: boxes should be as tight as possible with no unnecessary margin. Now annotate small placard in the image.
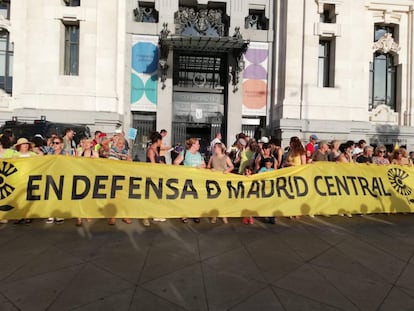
[128,128,138,140]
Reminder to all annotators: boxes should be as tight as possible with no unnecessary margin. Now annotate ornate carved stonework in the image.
[369,104,398,124]
[245,13,268,30]
[133,4,158,23]
[174,7,227,37]
[373,33,400,54]
[0,15,11,32]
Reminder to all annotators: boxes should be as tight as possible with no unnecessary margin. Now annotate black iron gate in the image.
[131,113,156,162]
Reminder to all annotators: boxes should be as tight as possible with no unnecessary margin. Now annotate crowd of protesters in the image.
[0,127,413,227]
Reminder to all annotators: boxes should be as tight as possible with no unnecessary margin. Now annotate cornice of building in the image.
[365,0,412,12]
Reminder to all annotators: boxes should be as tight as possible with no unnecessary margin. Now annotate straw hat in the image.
[14,138,34,148]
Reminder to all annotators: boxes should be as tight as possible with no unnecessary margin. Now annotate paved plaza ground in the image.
[0,214,414,311]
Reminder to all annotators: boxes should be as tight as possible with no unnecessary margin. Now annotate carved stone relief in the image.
[174,7,227,37]
[0,15,10,32]
[369,104,398,123]
[373,33,400,54]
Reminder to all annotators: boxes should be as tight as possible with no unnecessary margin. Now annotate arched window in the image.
[369,24,399,111]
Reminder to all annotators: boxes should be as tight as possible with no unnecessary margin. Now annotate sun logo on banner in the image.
[387,168,414,204]
[0,161,17,199]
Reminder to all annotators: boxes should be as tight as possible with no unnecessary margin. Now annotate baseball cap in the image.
[310,134,318,140]
[238,138,247,146]
[34,134,45,140]
[258,136,269,143]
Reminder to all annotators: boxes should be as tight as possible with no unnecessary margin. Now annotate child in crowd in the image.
[242,165,254,225]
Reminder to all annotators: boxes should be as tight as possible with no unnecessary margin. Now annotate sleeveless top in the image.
[180,150,203,167]
[146,149,163,163]
[210,154,228,172]
[286,153,302,166]
[108,147,128,160]
[81,149,93,157]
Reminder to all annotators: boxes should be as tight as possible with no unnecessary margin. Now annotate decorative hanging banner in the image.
[130,35,159,112]
[242,42,269,116]
[0,157,413,219]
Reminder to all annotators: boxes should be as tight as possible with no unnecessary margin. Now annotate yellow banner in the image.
[0,156,413,219]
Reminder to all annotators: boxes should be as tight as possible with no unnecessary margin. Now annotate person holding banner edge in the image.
[207,142,234,224]
[75,137,98,226]
[107,137,133,225]
[283,136,306,219]
[146,131,167,225]
[173,137,206,223]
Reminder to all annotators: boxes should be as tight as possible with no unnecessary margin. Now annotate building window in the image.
[0,30,13,94]
[0,0,10,19]
[319,4,336,23]
[318,39,335,87]
[173,54,225,90]
[64,24,79,76]
[369,24,399,111]
[133,1,159,23]
[245,9,269,30]
[369,53,397,111]
[64,0,80,7]
[374,24,396,42]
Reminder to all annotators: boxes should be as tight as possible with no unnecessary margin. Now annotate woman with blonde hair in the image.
[14,138,41,224]
[328,140,341,162]
[207,142,234,224]
[372,145,389,165]
[108,137,133,225]
[391,147,412,166]
[75,137,98,226]
[174,137,205,223]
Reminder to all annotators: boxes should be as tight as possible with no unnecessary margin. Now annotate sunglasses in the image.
[378,151,385,153]
[52,141,61,145]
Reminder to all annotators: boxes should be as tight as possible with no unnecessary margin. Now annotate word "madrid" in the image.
[26,174,391,200]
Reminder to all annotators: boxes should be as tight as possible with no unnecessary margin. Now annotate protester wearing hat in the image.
[14,138,39,158]
[237,137,253,174]
[305,134,318,163]
[311,141,329,162]
[13,138,40,225]
[32,134,48,155]
[258,136,269,144]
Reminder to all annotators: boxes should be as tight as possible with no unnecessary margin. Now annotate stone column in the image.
[408,7,414,126]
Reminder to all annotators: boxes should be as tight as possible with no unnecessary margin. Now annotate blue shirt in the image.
[180,150,204,167]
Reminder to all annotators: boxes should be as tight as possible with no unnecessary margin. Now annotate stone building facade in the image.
[0,0,413,159]
[273,0,414,150]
